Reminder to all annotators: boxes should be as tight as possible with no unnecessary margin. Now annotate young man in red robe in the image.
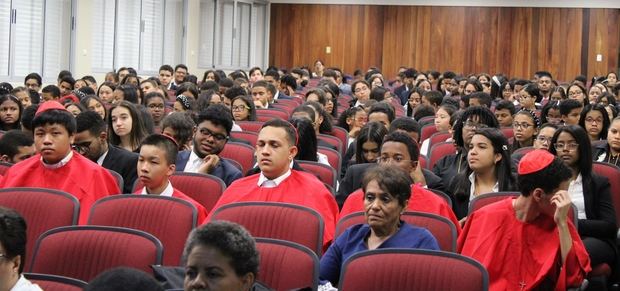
[458,150,591,290]
[134,134,207,224]
[0,101,120,224]
[339,132,460,232]
[208,119,339,247]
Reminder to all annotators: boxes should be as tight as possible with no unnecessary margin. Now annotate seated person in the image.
[183,221,265,291]
[0,207,43,291]
[432,106,499,188]
[550,125,617,269]
[593,116,620,163]
[0,102,120,224]
[458,150,590,290]
[289,117,330,167]
[136,134,207,223]
[511,123,557,165]
[320,165,439,286]
[161,112,196,151]
[0,130,35,164]
[176,104,242,186]
[75,111,139,193]
[340,132,459,229]
[208,119,339,247]
[448,127,516,221]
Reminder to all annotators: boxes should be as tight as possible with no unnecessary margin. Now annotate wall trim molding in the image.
[269,0,620,9]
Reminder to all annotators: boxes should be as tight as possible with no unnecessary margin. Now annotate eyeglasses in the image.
[535,136,552,144]
[72,141,92,154]
[568,91,583,97]
[463,120,489,130]
[231,105,250,112]
[512,122,533,130]
[199,127,228,141]
[554,142,579,151]
[378,156,411,164]
[585,117,604,124]
[147,104,165,110]
[354,86,369,93]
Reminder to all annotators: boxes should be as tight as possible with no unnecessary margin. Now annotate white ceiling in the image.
[268,0,620,9]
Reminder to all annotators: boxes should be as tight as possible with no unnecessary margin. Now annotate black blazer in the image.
[336,162,446,209]
[102,145,139,194]
[580,173,617,240]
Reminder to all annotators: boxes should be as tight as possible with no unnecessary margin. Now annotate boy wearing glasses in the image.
[176,104,242,186]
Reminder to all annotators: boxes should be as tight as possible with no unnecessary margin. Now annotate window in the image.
[0,0,73,82]
[198,0,269,70]
[92,0,186,74]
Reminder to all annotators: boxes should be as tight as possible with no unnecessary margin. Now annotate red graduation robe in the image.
[458,198,591,291]
[0,152,120,224]
[339,184,461,234]
[208,170,339,247]
[134,187,208,224]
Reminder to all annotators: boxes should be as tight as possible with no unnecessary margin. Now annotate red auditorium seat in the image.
[211,202,324,255]
[255,238,319,291]
[339,249,489,290]
[133,172,226,213]
[88,195,198,266]
[29,226,163,282]
[220,142,256,174]
[0,187,79,271]
[335,211,458,252]
[297,160,337,189]
[428,141,456,170]
[236,121,265,133]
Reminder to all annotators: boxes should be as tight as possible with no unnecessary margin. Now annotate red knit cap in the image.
[35,101,67,117]
[518,149,555,175]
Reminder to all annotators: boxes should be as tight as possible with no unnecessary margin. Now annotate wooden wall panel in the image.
[270,4,620,81]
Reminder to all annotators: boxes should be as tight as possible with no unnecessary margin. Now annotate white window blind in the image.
[215,0,234,68]
[198,0,216,68]
[43,0,72,80]
[140,0,164,73]
[115,0,141,70]
[91,0,115,71]
[0,2,11,76]
[12,0,44,77]
[251,3,267,68]
[163,0,184,66]
[235,2,251,68]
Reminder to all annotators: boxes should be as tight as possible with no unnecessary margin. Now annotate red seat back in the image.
[512,146,534,158]
[24,273,87,291]
[0,188,79,271]
[468,192,519,215]
[593,162,620,226]
[339,249,489,291]
[255,238,319,291]
[429,142,456,170]
[236,121,265,133]
[428,131,451,154]
[420,124,438,142]
[318,134,344,156]
[327,126,350,153]
[275,99,299,108]
[221,142,256,175]
[419,154,429,169]
[256,108,289,120]
[133,172,226,213]
[88,195,198,266]
[418,116,435,127]
[30,226,163,282]
[230,131,258,146]
[318,146,342,175]
[298,160,337,189]
[211,202,324,255]
[335,211,457,251]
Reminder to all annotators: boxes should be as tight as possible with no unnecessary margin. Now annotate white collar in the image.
[11,274,42,291]
[41,151,73,169]
[468,172,499,201]
[140,180,174,197]
[570,173,583,186]
[97,149,109,165]
[257,168,292,188]
[185,150,204,173]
